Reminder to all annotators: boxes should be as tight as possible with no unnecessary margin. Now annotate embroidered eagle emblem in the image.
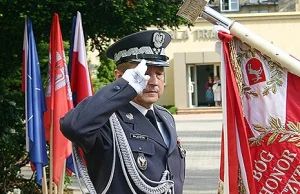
[153,32,165,49]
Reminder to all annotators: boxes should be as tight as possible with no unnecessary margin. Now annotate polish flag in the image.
[70,11,93,105]
[67,11,94,171]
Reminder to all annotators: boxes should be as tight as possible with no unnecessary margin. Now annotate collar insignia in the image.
[126,113,134,120]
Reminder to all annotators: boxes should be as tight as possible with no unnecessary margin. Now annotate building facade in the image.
[154,0,300,109]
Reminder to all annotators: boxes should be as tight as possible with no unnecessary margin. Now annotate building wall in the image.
[210,0,297,13]
[154,12,300,108]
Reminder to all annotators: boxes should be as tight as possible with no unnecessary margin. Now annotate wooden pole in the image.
[58,160,66,194]
[230,22,300,77]
[49,110,57,194]
[42,167,48,194]
[177,1,300,76]
[54,184,58,194]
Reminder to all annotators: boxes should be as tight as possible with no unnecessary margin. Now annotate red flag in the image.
[218,27,300,193]
[44,13,73,185]
[217,30,256,193]
[70,11,93,103]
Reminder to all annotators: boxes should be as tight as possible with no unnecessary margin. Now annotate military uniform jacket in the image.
[60,78,186,194]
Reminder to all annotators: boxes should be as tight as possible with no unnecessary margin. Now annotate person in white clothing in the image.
[212,75,221,106]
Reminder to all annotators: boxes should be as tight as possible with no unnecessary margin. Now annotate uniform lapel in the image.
[118,104,167,148]
[154,105,177,155]
[118,104,136,125]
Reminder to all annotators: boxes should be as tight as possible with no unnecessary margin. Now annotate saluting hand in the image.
[122,60,150,94]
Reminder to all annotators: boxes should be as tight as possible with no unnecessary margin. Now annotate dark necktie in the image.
[145,110,159,132]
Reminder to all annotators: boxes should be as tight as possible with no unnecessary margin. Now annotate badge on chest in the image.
[137,153,147,170]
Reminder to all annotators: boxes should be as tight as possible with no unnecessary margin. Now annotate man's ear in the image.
[114,69,123,79]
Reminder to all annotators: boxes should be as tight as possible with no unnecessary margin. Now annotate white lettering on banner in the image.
[282,150,297,163]
[259,186,274,194]
[254,150,274,181]
[269,167,284,183]
[265,178,278,190]
[167,29,215,40]
[282,165,300,194]
[255,150,298,193]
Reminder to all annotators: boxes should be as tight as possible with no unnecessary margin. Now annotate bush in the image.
[162,105,178,115]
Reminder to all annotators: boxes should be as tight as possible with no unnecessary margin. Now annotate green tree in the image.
[0,0,190,192]
[96,53,116,90]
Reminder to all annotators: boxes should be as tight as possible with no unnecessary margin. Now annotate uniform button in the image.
[114,85,121,90]
[138,147,142,150]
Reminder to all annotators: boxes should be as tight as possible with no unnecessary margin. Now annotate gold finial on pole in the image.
[176,0,300,77]
[176,0,208,23]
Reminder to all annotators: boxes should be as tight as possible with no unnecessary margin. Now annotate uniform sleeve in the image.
[60,78,137,153]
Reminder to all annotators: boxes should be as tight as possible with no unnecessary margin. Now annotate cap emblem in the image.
[153,32,165,54]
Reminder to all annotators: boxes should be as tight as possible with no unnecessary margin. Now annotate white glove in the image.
[122,60,150,94]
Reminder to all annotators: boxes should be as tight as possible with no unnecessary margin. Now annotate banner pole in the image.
[177,0,300,76]
[42,167,48,194]
[49,110,57,194]
[58,160,66,194]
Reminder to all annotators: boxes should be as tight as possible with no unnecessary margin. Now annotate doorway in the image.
[187,64,220,107]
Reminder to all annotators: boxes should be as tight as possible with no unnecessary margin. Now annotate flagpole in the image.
[45,13,73,194]
[54,184,58,194]
[177,0,300,77]
[49,110,57,194]
[42,167,48,194]
[58,161,66,194]
[23,16,49,191]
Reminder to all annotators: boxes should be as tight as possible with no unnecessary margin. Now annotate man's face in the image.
[133,66,165,109]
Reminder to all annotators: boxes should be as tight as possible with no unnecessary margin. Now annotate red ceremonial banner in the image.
[44,13,73,185]
[219,30,300,193]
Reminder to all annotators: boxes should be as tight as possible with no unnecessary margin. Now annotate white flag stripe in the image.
[73,11,92,96]
[220,42,230,194]
[73,12,86,63]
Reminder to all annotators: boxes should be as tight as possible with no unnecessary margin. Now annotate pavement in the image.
[175,114,223,194]
[21,113,223,194]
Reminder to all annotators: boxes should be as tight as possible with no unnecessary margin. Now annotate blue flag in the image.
[23,17,48,185]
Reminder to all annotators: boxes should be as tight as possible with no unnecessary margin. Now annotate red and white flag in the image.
[217,27,300,193]
[67,11,94,169]
[70,11,93,104]
[44,13,73,186]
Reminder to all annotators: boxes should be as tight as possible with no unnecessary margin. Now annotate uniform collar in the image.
[130,101,154,116]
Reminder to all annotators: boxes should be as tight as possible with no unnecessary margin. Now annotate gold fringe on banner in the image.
[229,39,245,110]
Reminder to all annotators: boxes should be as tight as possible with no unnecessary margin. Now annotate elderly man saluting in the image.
[60,30,186,194]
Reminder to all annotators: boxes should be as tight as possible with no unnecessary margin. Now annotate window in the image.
[220,0,239,12]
